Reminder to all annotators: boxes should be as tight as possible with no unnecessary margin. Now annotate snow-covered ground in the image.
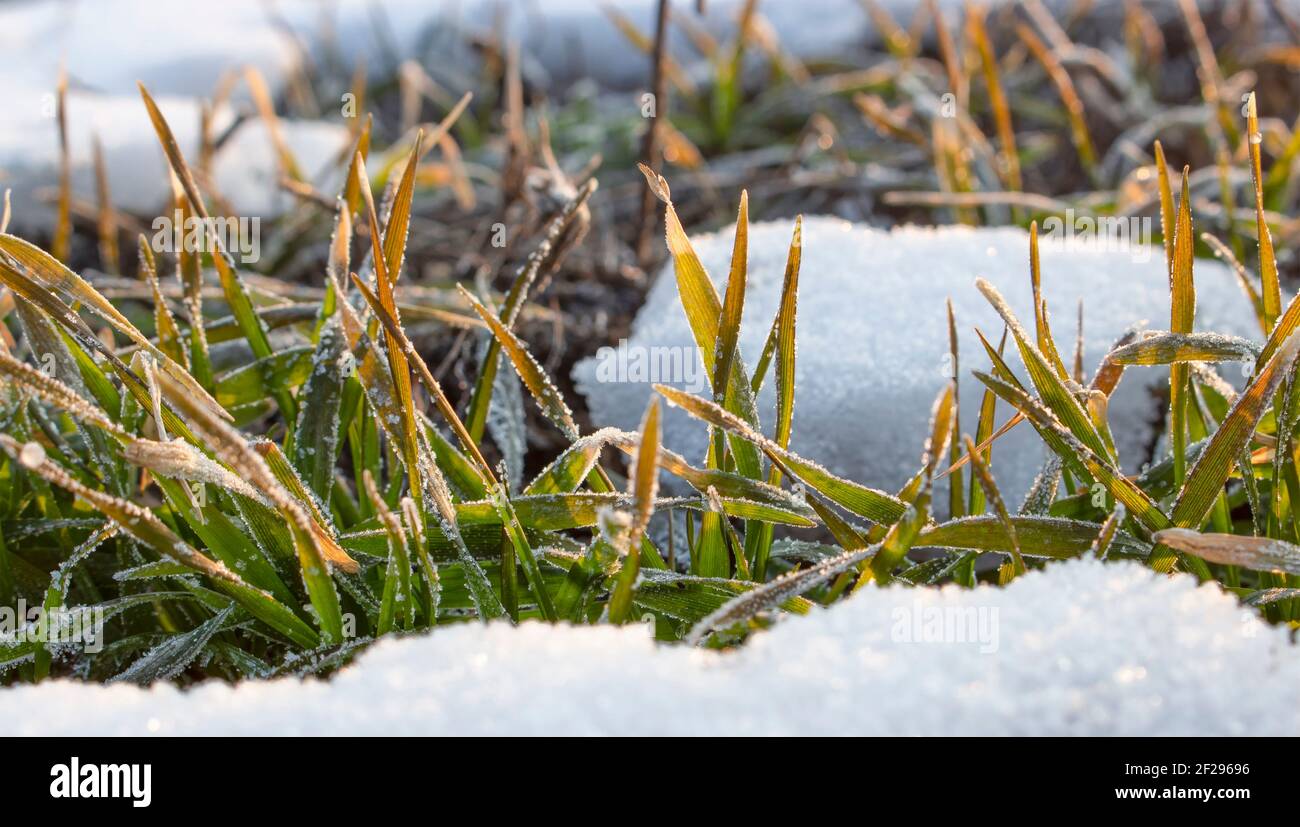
[2,559,1294,736]
[576,219,1263,508]
[0,0,1163,227]
[0,0,898,226]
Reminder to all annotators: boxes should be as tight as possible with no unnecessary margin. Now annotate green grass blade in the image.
[347,273,496,481]
[610,438,815,519]
[137,84,288,418]
[1028,224,1069,379]
[170,185,213,390]
[136,237,186,368]
[1154,140,1176,273]
[525,430,619,495]
[863,488,930,587]
[977,278,1109,459]
[491,482,559,621]
[1172,330,1300,528]
[610,398,660,622]
[686,541,878,645]
[1,435,242,582]
[112,604,236,685]
[365,470,414,633]
[639,164,763,479]
[1246,93,1282,328]
[753,216,801,579]
[712,191,748,420]
[459,285,579,440]
[291,313,348,503]
[972,370,1170,531]
[918,514,1149,559]
[464,180,596,443]
[968,327,1006,514]
[656,383,907,524]
[962,434,1024,573]
[0,233,225,423]
[1170,166,1195,486]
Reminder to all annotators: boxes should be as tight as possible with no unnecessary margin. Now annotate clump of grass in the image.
[0,76,880,684]
[936,93,1300,623]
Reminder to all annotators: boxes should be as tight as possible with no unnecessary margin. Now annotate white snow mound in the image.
[1,559,1296,736]
[575,219,1263,508]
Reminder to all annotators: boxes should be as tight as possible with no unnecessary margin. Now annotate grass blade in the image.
[137,83,291,418]
[976,278,1109,459]
[712,191,748,422]
[0,234,224,423]
[1154,528,1300,576]
[136,237,187,368]
[464,180,596,443]
[365,470,413,633]
[753,216,801,579]
[1170,166,1195,487]
[1107,332,1258,365]
[0,435,239,583]
[686,541,878,645]
[1246,93,1282,329]
[112,604,235,685]
[355,142,428,514]
[610,398,660,623]
[52,67,70,263]
[1172,330,1300,528]
[918,514,1149,559]
[972,370,1170,531]
[656,383,907,524]
[152,370,355,640]
[291,310,348,503]
[968,5,1021,194]
[92,136,120,274]
[459,285,579,440]
[639,164,763,479]
[346,275,495,480]
[962,434,1024,574]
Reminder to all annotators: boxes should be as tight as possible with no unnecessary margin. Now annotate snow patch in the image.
[209,119,353,218]
[574,219,1264,509]
[1,559,1295,735]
